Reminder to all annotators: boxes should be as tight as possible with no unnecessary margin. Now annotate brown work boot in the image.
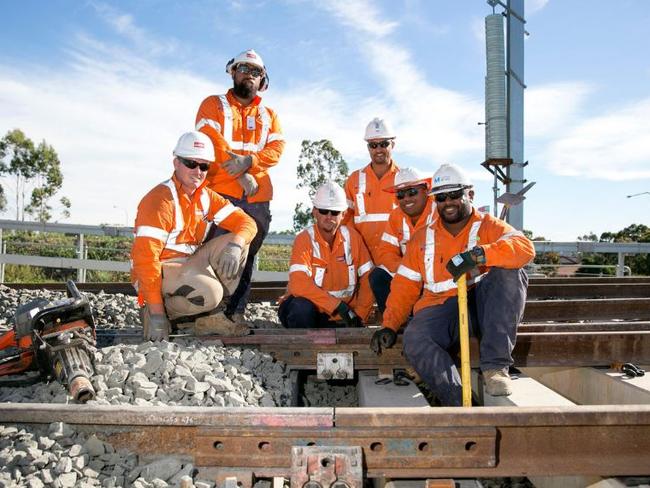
[193,312,250,337]
[405,366,422,384]
[483,368,513,396]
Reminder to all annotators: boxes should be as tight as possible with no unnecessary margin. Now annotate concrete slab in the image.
[521,366,650,405]
[357,371,429,407]
[471,370,574,407]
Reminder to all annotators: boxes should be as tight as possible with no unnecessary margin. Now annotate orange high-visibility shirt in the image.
[376,197,438,275]
[343,161,399,262]
[383,209,535,331]
[283,224,375,320]
[195,89,285,203]
[131,174,257,306]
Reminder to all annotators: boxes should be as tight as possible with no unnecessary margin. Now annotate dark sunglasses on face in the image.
[434,189,465,203]
[178,157,210,172]
[235,64,263,78]
[396,187,422,200]
[317,208,341,216]
[367,140,392,150]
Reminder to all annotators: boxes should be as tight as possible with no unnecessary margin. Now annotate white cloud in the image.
[90,2,179,57]
[526,0,550,15]
[526,82,593,138]
[541,97,650,180]
[320,0,398,38]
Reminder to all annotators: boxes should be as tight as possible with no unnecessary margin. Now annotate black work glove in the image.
[446,251,477,282]
[335,301,362,328]
[370,327,397,356]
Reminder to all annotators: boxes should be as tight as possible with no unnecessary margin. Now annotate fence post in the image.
[76,233,85,283]
[617,252,625,277]
[0,228,4,284]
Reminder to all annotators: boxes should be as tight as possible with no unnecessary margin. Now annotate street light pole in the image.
[626,192,650,198]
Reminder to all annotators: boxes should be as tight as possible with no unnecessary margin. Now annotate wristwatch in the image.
[471,246,486,265]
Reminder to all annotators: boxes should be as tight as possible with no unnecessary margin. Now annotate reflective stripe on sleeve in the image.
[212,203,238,225]
[195,117,222,133]
[135,226,169,241]
[381,232,400,247]
[357,260,374,277]
[397,264,422,282]
[289,264,311,276]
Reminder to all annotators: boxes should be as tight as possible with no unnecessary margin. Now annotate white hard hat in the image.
[312,181,348,211]
[364,117,395,141]
[430,164,473,195]
[225,49,269,91]
[385,167,432,193]
[173,131,215,161]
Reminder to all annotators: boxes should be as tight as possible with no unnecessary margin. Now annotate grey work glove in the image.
[224,151,253,176]
[142,306,171,342]
[370,327,397,356]
[217,242,244,280]
[335,301,362,328]
[237,173,259,197]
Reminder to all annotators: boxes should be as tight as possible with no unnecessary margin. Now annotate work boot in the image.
[405,366,422,385]
[483,368,513,396]
[194,312,250,337]
[231,312,247,326]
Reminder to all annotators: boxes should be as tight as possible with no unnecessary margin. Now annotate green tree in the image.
[293,139,349,232]
[0,129,71,222]
[578,224,650,276]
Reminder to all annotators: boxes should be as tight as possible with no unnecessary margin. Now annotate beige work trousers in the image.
[161,234,249,320]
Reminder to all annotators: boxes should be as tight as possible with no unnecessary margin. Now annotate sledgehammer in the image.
[457,275,472,407]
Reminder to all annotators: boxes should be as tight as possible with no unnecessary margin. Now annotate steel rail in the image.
[0,403,648,479]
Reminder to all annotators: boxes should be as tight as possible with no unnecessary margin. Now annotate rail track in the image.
[1,277,649,483]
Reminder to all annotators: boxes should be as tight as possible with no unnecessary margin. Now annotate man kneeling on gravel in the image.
[278,181,375,328]
[131,131,258,341]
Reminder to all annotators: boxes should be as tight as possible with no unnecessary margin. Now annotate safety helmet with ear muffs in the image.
[225,49,269,92]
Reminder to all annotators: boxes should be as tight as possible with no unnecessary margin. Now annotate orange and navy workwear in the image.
[195,89,284,203]
[131,174,257,306]
[283,225,375,320]
[375,197,437,275]
[383,209,535,331]
[343,161,399,262]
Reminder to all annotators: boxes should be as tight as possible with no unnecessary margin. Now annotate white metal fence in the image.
[1,219,649,282]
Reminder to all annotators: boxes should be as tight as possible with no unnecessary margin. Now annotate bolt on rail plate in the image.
[291,446,363,488]
[317,353,354,380]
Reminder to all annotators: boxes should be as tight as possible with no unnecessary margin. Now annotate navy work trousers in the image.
[208,196,271,315]
[402,267,528,406]
[278,295,339,329]
[369,267,392,313]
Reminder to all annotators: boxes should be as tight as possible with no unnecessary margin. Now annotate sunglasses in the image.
[316,208,341,216]
[396,187,422,200]
[235,64,264,78]
[178,157,210,172]
[434,189,465,203]
[367,140,392,150]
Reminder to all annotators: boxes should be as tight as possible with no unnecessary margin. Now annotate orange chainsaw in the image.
[0,280,97,402]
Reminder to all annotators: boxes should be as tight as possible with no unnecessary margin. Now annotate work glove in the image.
[335,301,362,328]
[446,251,478,282]
[370,327,397,356]
[217,242,244,280]
[237,173,259,197]
[142,306,171,342]
[224,151,253,176]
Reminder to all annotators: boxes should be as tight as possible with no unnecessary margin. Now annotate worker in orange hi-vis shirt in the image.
[131,131,257,342]
[369,163,535,406]
[370,167,437,313]
[344,117,399,263]
[279,181,375,329]
[195,48,284,326]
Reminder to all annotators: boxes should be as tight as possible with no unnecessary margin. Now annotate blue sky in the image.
[1,0,649,240]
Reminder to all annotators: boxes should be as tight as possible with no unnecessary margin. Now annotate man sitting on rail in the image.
[370,167,436,314]
[279,181,375,328]
[131,131,257,341]
[369,163,535,405]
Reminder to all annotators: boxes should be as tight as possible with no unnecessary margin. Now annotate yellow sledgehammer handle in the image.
[457,274,472,407]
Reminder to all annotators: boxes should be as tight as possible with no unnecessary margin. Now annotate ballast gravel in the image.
[0,339,292,407]
[0,422,214,487]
